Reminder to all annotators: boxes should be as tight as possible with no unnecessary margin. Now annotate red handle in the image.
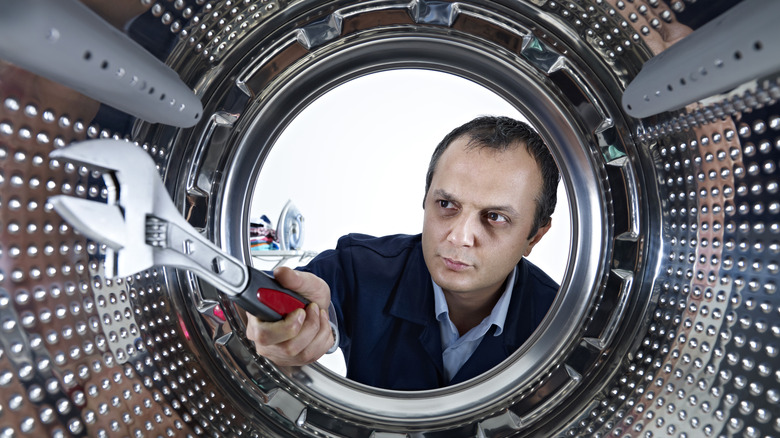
[257,287,307,316]
[233,268,311,321]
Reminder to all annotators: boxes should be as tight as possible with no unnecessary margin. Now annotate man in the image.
[246,116,560,390]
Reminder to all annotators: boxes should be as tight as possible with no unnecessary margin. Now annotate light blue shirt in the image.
[433,267,517,381]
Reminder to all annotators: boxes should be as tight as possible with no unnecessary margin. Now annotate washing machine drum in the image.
[1,0,778,436]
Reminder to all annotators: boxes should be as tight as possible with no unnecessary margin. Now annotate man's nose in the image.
[447,213,478,247]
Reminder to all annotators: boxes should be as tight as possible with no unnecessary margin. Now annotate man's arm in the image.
[245,267,335,366]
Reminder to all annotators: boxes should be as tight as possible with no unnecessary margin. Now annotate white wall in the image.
[250,69,571,283]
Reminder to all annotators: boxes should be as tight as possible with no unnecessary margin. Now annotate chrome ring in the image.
[2,0,778,436]
[147,1,646,433]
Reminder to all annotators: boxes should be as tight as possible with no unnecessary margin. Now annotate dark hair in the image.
[423,116,560,239]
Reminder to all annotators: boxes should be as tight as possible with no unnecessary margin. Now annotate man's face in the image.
[422,136,551,300]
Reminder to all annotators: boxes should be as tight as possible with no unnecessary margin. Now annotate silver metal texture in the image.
[0,0,203,127]
[622,0,780,117]
[0,0,778,437]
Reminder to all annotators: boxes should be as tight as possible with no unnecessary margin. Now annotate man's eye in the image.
[438,200,454,209]
[487,212,508,223]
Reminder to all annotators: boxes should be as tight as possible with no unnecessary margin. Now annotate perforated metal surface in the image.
[1,0,778,436]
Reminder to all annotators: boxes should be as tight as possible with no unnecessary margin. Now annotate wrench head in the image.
[49,139,161,277]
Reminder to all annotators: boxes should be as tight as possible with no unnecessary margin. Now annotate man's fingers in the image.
[272,266,305,290]
[244,270,333,367]
[248,302,331,366]
[247,307,306,346]
[275,303,322,357]
[278,305,334,365]
[312,307,335,351]
[273,267,330,309]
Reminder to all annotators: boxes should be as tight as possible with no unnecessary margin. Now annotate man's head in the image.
[421,116,560,300]
[424,116,559,239]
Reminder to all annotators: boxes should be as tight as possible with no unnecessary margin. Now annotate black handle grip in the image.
[232,267,310,321]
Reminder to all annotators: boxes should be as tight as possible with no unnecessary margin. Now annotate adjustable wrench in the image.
[48,139,309,321]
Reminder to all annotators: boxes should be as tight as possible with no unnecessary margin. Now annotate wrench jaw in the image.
[49,138,250,292]
[48,193,133,279]
[49,139,163,278]
[48,191,157,279]
[98,171,122,279]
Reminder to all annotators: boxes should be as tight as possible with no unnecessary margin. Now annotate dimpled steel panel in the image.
[1,0,778,437]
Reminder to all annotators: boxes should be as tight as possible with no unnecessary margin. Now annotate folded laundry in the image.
[250,215,280,251]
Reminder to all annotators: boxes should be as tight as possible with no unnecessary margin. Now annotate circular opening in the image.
[250,69,572,379]
[210,16,614,429]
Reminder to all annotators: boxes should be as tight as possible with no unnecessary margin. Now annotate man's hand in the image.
[245,267,335,366]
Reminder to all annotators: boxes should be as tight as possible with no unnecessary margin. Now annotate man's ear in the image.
[523,219,552,257]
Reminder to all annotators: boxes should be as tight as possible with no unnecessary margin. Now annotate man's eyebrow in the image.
[432,189,456,200]
[484,204,520,217]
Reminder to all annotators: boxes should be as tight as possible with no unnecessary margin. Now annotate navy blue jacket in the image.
[301,233,558,390]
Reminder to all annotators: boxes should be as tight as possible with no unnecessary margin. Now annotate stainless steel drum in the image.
[1,0,778,436]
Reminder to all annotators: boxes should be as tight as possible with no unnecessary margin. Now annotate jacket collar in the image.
[385,241,540,380]
[500,259,537,350]
[451,260,539,384]
[388,240,535,348]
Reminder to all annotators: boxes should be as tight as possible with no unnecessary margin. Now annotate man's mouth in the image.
[442,257,471,272]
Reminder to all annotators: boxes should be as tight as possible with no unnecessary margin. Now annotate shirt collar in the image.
[433,266,517,337]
